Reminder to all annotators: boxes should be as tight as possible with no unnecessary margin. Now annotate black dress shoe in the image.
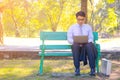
[89,68,96,76]
[75,73,80,76]
[75,69,80,76]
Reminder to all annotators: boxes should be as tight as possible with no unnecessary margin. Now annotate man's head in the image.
[76,11,86,26]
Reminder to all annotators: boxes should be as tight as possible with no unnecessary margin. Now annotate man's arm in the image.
[67,26,73,44]
[88,26,93,43]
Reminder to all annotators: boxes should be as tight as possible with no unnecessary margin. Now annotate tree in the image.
[88,0,117,36]
[37,0,80,32]
[1,0,118,38]
[0,11,3,45]
[0,1,5,45]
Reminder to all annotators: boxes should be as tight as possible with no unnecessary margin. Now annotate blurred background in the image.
[0,1,120,80]
[0,0,120,45]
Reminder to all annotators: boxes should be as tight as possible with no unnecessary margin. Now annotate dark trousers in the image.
[72,43,96,69]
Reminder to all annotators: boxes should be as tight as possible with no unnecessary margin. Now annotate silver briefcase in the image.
[100,58,112,77]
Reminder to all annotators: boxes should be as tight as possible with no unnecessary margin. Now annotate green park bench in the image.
[38,32,101,75]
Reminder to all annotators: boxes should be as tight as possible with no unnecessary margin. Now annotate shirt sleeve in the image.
[67,26,73,44]
[88,25,94,43]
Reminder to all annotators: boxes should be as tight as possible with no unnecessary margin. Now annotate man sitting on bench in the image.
[67,11,97,76]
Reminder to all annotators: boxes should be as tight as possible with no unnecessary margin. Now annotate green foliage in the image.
[107,0,115,4]
[2,0,80,37]
[1,0,119,37]
[104,8,117,34]
[88,0,118,36]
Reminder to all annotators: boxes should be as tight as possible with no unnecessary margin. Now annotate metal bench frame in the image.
[38,32,101,75]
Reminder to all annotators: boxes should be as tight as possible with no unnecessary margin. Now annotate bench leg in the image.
[39,54,44,75]
[96,56,100,73]
[96,44,101,73]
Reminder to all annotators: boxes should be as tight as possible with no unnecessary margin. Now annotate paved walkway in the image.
[0,37,119,61]
[99,38,120,52]
[0,37,40,51]
[0,37,120,52]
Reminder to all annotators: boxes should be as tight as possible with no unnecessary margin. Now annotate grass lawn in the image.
[0,59,120,80]
[0,38,120,80]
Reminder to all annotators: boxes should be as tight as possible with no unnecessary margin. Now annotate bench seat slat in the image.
[39,52,72,56]
[40,45,71,50]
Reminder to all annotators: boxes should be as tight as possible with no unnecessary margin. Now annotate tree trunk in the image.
[0,12,3,45]
[81,0,87,23]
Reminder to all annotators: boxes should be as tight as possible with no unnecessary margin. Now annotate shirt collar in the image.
[77,23,85,27]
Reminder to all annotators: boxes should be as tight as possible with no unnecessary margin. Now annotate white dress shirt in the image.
[67,23,93,44]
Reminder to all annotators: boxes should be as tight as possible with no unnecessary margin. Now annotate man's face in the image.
[76,16,85,26]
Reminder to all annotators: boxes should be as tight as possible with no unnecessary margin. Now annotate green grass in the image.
[0,60,39,80]
[0,60,92,80]
[0,60,120,80]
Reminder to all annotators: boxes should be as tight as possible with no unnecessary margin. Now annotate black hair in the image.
[76,11,86,17]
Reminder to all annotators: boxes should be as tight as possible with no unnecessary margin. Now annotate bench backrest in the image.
[40,32,98,40]
[40,32,98,50]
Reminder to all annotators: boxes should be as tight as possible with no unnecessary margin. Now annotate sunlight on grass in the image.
[44,65,52,73]
[0,60,39,80]
[52,63,73,72]
[0,68,33,77]
[43,60,90,74]
[0,59,107,80]
[44,60,74,73]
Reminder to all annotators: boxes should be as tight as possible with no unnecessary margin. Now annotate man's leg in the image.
[85,43,96,76]
[72,43,81,75]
